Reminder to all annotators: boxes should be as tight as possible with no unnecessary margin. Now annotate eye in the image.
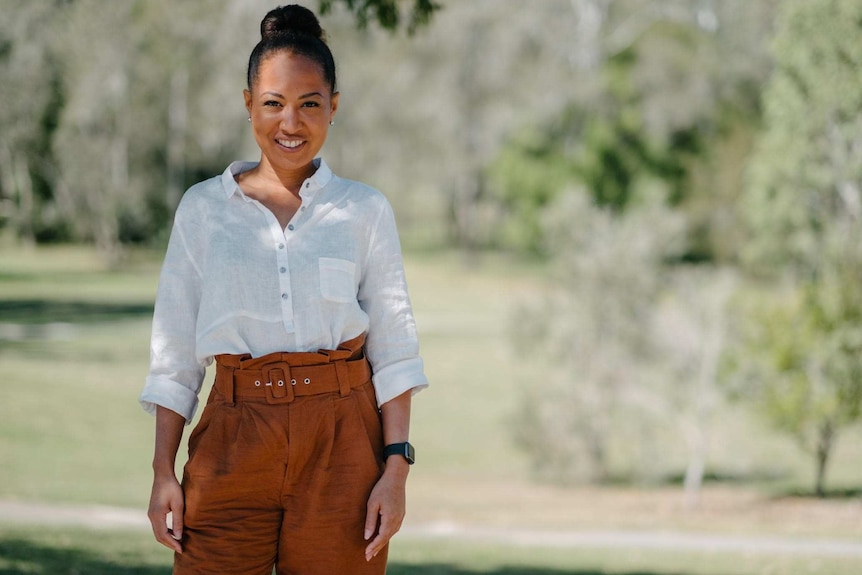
[264,100,282,107]
[301,101,321,108]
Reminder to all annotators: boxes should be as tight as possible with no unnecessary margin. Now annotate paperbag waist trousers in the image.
[174,333,388,575]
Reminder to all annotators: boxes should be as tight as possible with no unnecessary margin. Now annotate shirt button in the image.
[281,293,289,300]
[278,243,284,249]
[288,224,295,231]
[279,267,286,273]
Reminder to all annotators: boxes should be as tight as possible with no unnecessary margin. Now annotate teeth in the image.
[277,139,303,149]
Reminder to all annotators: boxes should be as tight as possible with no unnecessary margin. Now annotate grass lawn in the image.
[1,245,862,574]
[1,526,861,575]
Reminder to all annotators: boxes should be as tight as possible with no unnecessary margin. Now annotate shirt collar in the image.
[301,158,333,200]
[221,158,333,200]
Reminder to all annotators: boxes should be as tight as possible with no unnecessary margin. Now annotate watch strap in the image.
[382,442,415,464]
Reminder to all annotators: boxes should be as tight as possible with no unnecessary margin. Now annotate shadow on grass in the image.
[0,539,678,575]
[658,467,791,487]
[0,299,153,325]
[0,538,168,575]
[388,566,675,575]
[771,486,862,500]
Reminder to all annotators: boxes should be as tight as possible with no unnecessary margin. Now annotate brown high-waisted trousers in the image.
[174,333,387,575]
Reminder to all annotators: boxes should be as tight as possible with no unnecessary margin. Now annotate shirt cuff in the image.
[371,357,429,407]
[139,375,200,424]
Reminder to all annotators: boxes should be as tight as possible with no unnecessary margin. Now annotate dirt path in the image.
[399,521,862,557]
[0,500,149,530]
[2,499,862,557]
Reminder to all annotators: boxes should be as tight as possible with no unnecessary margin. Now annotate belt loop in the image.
[223,365,236,406]
[334,360,351,397]
[338,332,366,358]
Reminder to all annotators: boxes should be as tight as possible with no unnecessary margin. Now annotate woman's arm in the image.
[147,406,187,554]
[357,195,426,561]
[363,390,412,561]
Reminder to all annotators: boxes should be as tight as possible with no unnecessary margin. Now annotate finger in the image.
[365,512,403,561]
[150,514,182,554]
[364,500,380,541]
[378,511,403,543]
[364,531,389,562]
[161,530,183,554]
[170,504,184,543]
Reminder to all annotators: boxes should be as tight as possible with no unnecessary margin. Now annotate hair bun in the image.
[260,5,326,42]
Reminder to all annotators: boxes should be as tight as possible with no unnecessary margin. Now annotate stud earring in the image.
[329,120,335,126]
[247,117,251,122]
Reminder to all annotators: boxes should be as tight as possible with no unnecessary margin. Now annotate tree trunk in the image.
[166,67,189,216]
[13,151,36,246]
[683,424,707,509]
[0,143,17,235]
[814,419,835,498]
[97,134,128,268]
[569,0,608,71]
[682,269,732,509]
[586,423,608,484]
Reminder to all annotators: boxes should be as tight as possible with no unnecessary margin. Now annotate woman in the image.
[139,5,428,574]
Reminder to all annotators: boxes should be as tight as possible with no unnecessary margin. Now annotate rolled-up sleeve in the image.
[358,198,429,406]
[139,210,207,423]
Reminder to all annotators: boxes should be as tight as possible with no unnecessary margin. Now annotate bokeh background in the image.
[2,0,862,573]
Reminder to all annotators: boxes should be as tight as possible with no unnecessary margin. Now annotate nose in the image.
[279,106,301,132]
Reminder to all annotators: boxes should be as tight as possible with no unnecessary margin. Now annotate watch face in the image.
[384,442,415,464]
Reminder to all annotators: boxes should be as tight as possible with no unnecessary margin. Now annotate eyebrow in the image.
[260,91,323,100]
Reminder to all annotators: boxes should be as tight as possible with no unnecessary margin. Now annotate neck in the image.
[255,157,317,196]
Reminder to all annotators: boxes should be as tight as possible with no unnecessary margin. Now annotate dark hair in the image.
[246,5,337,93]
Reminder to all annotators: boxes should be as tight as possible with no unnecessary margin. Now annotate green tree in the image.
[0,0,440,258]
[0,2,68,244]
[735,0,862,496]
[725,279,862,497]
[487,0,773,257]
[319,0,439,33]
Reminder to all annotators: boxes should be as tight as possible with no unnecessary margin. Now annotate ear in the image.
[243,89,253,117]
[329,91,339,122]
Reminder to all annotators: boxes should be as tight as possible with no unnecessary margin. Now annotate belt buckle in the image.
[262,361,294,404]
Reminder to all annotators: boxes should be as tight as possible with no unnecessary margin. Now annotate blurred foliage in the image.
[318,0,440,33]
[488,95,700,255]
[743,0,862,278]
[725,0,862,496]
[723,279,862,496]
[0,0,439,263]
[513,189,687,483]
[503,0,862,497]
[486,4,764,258]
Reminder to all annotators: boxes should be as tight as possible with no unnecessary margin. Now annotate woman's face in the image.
[244,51,338,176]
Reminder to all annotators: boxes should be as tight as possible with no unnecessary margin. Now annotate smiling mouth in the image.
[276,138,305,149]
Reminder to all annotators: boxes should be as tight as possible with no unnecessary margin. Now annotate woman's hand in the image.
[365,389,412,561]
[148,473,185,553]
[364,459,409,562]
[148,406,187,554]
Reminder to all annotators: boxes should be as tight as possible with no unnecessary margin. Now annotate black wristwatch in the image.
[383,442,415,465]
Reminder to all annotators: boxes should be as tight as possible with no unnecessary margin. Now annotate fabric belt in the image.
[213,332,370,405]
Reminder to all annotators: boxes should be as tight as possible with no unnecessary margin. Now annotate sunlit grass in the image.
[2,244,862,506]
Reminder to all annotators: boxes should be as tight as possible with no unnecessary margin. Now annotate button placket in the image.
[270,221,295,331]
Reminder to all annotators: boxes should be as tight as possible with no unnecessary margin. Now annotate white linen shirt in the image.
[139,159,428,423]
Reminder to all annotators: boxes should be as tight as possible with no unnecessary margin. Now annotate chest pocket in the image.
[319,257,357,303]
